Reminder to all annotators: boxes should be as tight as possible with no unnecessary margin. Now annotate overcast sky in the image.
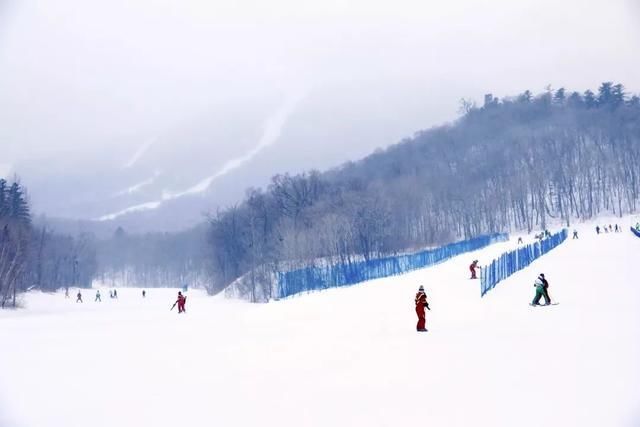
[0,0,639,220]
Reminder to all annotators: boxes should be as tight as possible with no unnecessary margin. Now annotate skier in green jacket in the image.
[531,278,546,306]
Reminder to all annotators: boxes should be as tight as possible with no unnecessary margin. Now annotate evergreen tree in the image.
[8,182,31,225]
[553,88,566,105]
[567,91,583,108]
[0,179,8,219]
[597,82,614,107]
[612,83,625,108]
[583,90,596,108]
[628,95,640,108]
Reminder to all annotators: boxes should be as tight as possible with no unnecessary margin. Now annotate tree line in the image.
[93,225,210,290]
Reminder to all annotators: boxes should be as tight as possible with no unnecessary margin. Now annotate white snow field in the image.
[1,225,639,427]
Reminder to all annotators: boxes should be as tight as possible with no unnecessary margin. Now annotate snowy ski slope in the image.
[0,224,638,427]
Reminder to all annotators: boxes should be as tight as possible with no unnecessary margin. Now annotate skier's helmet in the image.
[418,285,424,291]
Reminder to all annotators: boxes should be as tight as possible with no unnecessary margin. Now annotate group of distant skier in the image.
[413,230,571,331]
[595,224,621,234]
[67,288,187,314]
[71,288,150,303]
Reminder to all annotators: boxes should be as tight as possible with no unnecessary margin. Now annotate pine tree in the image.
[8,182,30,226]
[583,90,596,108]
[597,82,614,107]
[612,84,625,108]
[0,179,8,219]
[567,91,583,108]
[553,88,566,105]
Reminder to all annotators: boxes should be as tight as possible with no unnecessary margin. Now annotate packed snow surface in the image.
[1,225,639,427]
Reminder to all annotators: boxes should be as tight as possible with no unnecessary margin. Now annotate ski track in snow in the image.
[123,138,156,169]
[0,222,639,427]
[113,171,160,197]
[96,92,304,222]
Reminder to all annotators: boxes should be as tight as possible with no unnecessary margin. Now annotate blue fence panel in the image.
[631,227,640,238]
[480,229,568,297]
[277,233,508,299]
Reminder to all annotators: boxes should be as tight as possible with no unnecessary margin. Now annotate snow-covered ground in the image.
[1,224,639,427]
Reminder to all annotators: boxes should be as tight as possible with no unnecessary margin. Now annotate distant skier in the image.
[95,290,101,302]
[469,260,481,279]
[517,237,523,244]
[142,290,146,298]
[596,226,600,234]
[65,288,70,299]
[572,230,578,239]
[113,289,118,299]
[604,226,609,234]
[414,285,430,332]
[172,291,186,313]
[614,224,619,233]
[76,291,83,303]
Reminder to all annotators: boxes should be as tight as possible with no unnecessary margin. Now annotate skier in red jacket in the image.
[415,285,430,332]
[174,291,186,313]
[469,260,481,279]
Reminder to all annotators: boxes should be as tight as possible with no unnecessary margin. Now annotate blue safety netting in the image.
[276,233,508,299]
[631,227,640,238]
[480,229,568,297]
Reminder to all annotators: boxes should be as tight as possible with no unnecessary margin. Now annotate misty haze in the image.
[1,1,639,427]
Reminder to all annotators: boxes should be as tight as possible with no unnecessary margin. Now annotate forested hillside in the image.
[207,83,640,298]
[3,82,639,302]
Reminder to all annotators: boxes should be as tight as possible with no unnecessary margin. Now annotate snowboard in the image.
[529,303,559,307]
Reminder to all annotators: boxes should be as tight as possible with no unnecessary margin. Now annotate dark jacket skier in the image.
[539,274,550,304]
[76,291,83,303]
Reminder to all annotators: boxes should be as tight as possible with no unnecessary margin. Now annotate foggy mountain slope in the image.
[19,86,437,232]
[2,0,639,232]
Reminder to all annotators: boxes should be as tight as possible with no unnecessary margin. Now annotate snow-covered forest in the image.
[2,83,639,303]
[205,83,640,298]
